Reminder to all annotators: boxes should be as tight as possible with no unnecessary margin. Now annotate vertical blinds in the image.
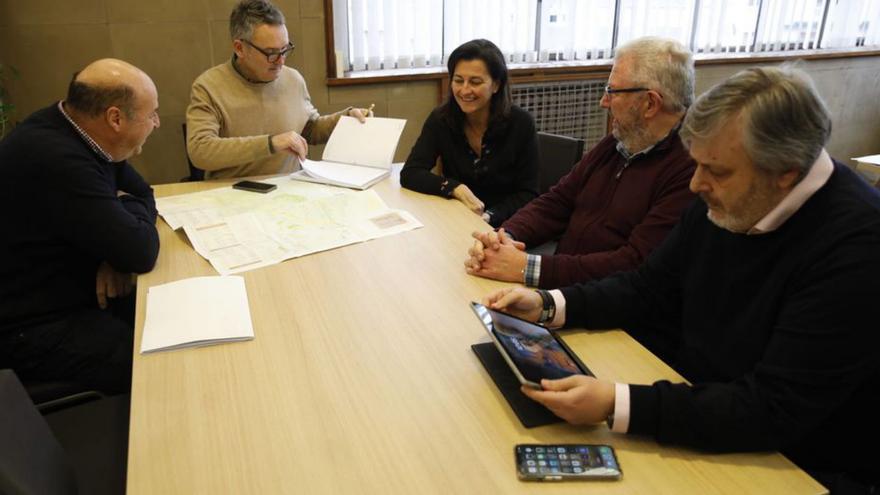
[337,0,880,73]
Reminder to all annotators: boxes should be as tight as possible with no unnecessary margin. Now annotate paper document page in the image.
[322,116,406,168]
[259,189,422,259]
[300,159,388,187]
[184,213,288,275]
[141,276,255,353]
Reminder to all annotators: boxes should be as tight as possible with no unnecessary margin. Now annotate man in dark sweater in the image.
[465,37,696,289]
[484,67,880,493]
[0,59,161,394]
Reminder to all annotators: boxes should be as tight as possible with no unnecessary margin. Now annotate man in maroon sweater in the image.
[466,37,697,289]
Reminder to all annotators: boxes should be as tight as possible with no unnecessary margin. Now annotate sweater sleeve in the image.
[501,153,590,245]
[537,161,695,288]
[485,113,540,227]
[185,81,273,171]
[115,162,158,228]
[558,209,685,333]
[301,109,350,145]
[400,112,460,197]
[50,160,159,274]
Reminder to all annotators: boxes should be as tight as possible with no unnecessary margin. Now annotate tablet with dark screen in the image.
[470,302,592,389]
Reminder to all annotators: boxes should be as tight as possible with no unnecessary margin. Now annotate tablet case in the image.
[471,342,562,428]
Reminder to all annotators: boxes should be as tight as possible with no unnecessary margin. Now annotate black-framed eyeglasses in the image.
[604,85,650,96]
[242,39,295,63]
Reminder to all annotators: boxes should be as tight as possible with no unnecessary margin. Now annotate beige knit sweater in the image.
[186,59,345,179]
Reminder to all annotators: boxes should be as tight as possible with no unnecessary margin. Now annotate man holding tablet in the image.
[482,67,879,494]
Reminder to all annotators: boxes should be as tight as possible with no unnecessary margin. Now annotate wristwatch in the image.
[535,289,555,324]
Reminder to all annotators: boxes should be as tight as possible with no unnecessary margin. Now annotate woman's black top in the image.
[400,104,539,227]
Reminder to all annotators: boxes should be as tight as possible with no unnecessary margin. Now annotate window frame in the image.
[322,0,880,87]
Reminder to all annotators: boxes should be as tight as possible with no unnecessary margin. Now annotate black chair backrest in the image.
[536,132,586,194]
[181,122,205,182]
[0,370,77,495]
[22,379,102,414]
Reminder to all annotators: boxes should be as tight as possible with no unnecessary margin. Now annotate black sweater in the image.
[400,105,539,227]
[561,162,880,482]
[0,104,159,332]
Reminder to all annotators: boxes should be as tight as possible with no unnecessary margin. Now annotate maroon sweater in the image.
[501,130,696,288]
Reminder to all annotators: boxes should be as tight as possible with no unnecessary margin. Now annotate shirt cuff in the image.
[523,254,541,286]
[547,289,566,328]
[611,383,631,433]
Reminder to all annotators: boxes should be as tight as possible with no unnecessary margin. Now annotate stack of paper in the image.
[141,276,255,354]
[291,115,406,189]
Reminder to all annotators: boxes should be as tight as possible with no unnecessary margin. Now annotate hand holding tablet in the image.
[470,302,592,389]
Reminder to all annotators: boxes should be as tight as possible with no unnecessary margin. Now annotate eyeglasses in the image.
[242,39,295,63]
[604,85,650,96]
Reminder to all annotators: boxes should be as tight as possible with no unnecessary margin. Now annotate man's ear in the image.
[643,90,663,119]
[105,106,123,132]
[776,168,801,191]
[232,39,245,58]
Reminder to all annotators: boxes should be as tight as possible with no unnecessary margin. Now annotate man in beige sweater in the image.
[186,0,370,179]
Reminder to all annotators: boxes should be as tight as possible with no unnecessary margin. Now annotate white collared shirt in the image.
[748,150,834,234]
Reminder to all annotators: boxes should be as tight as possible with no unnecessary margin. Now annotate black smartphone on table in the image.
[515,444,622,481]
[232,180,277,193]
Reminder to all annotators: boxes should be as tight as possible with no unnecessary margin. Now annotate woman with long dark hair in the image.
[401,39,539,227]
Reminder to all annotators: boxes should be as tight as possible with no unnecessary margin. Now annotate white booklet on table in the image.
[141,276,255,354]
[291,115,406,190]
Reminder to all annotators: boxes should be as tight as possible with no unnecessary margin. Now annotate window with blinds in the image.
[332,0,880,74]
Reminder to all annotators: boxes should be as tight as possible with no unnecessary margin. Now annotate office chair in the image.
[0,370,77,495]
[22,379,103,414]
[536,131,585,195]
[528,132,586,256]
[180,122,205,182]
[1,370,129,495]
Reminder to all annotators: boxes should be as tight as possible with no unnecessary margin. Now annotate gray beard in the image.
[702,178,784,233]
[614,122,654,156]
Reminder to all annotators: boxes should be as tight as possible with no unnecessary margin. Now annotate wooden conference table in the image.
[127,173,826,494]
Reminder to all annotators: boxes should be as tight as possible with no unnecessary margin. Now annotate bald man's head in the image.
[66,59,154,118]
[63,59,160,161]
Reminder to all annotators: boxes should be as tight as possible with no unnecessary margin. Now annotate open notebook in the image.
[141,276,255,353]
[291,115,406,189]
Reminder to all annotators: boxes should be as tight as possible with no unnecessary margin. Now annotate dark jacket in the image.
[0,104,159,332]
